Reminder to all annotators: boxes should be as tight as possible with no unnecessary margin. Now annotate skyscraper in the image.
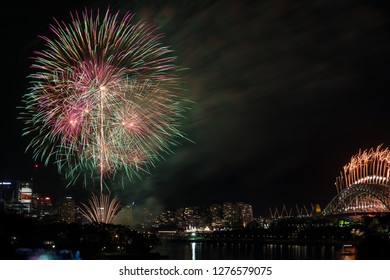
[223,202,254,228]
[238,202,253,227]
[223,202,239,227]
[32,195,54,220]
[4,180,33,214]
[210,204,223,228]
[0,181,13,210]
[57,197,76,223]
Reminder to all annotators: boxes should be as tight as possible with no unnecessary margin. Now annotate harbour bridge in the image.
[323,145,390,216]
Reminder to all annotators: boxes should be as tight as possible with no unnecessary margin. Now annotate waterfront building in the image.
[223,202,239,227]
[210,204,224,228]
[238,202,253,227]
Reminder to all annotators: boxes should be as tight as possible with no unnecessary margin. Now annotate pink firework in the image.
[21,9,189,191]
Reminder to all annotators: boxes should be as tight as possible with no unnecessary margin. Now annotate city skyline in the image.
[0,179,258,229]
[0,178,256,215]
[0,177,329,217]
[1,0,390,216]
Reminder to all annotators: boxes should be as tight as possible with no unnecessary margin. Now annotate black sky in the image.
[1,0,390,216]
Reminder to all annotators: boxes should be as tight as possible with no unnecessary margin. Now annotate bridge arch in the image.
[323,145,390,215]
[323,184,390,215]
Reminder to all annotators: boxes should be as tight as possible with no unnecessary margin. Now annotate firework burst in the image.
[20,9,189,190]
[335,144,390,192]
[323,144,390,215]
[79,193,121,224]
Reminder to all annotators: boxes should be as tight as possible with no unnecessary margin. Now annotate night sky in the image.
[1,0,390,216]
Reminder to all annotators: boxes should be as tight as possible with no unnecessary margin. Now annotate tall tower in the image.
[238,202,253,227]
[210,204,223,228]
[0,181,13,210]
[223,202,239,227]
[17,180,33,213]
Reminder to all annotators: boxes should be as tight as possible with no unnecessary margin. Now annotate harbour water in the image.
[153,241,354,260]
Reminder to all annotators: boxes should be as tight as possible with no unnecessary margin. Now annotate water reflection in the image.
[154,241,350,260]
[191,242,196,260]
[339,245,356,260]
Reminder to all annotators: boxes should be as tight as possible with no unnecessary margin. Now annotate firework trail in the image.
[323,144,390,215]
[20,9,189,192]
[335,144,390,192]
[79,193,121,224]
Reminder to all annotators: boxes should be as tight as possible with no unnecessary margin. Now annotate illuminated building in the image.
[154,210,175,226]
[134,203,255,231]
[17,181,33,213]
[173,207,207,230]
[238,202,253,227]
[223,202,253,228]
[4,180,33,214]
[57,197,76,223]
[175,208,186,228]
[0,181,13,210]
[17,181,33,204]
[223,202,239,227]
[210,204,223,228]
[32,195,54,220]
[141,208,154,229]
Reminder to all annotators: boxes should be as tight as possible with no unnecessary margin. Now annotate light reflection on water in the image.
[191,242,196,260]
[154,241,353,260]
